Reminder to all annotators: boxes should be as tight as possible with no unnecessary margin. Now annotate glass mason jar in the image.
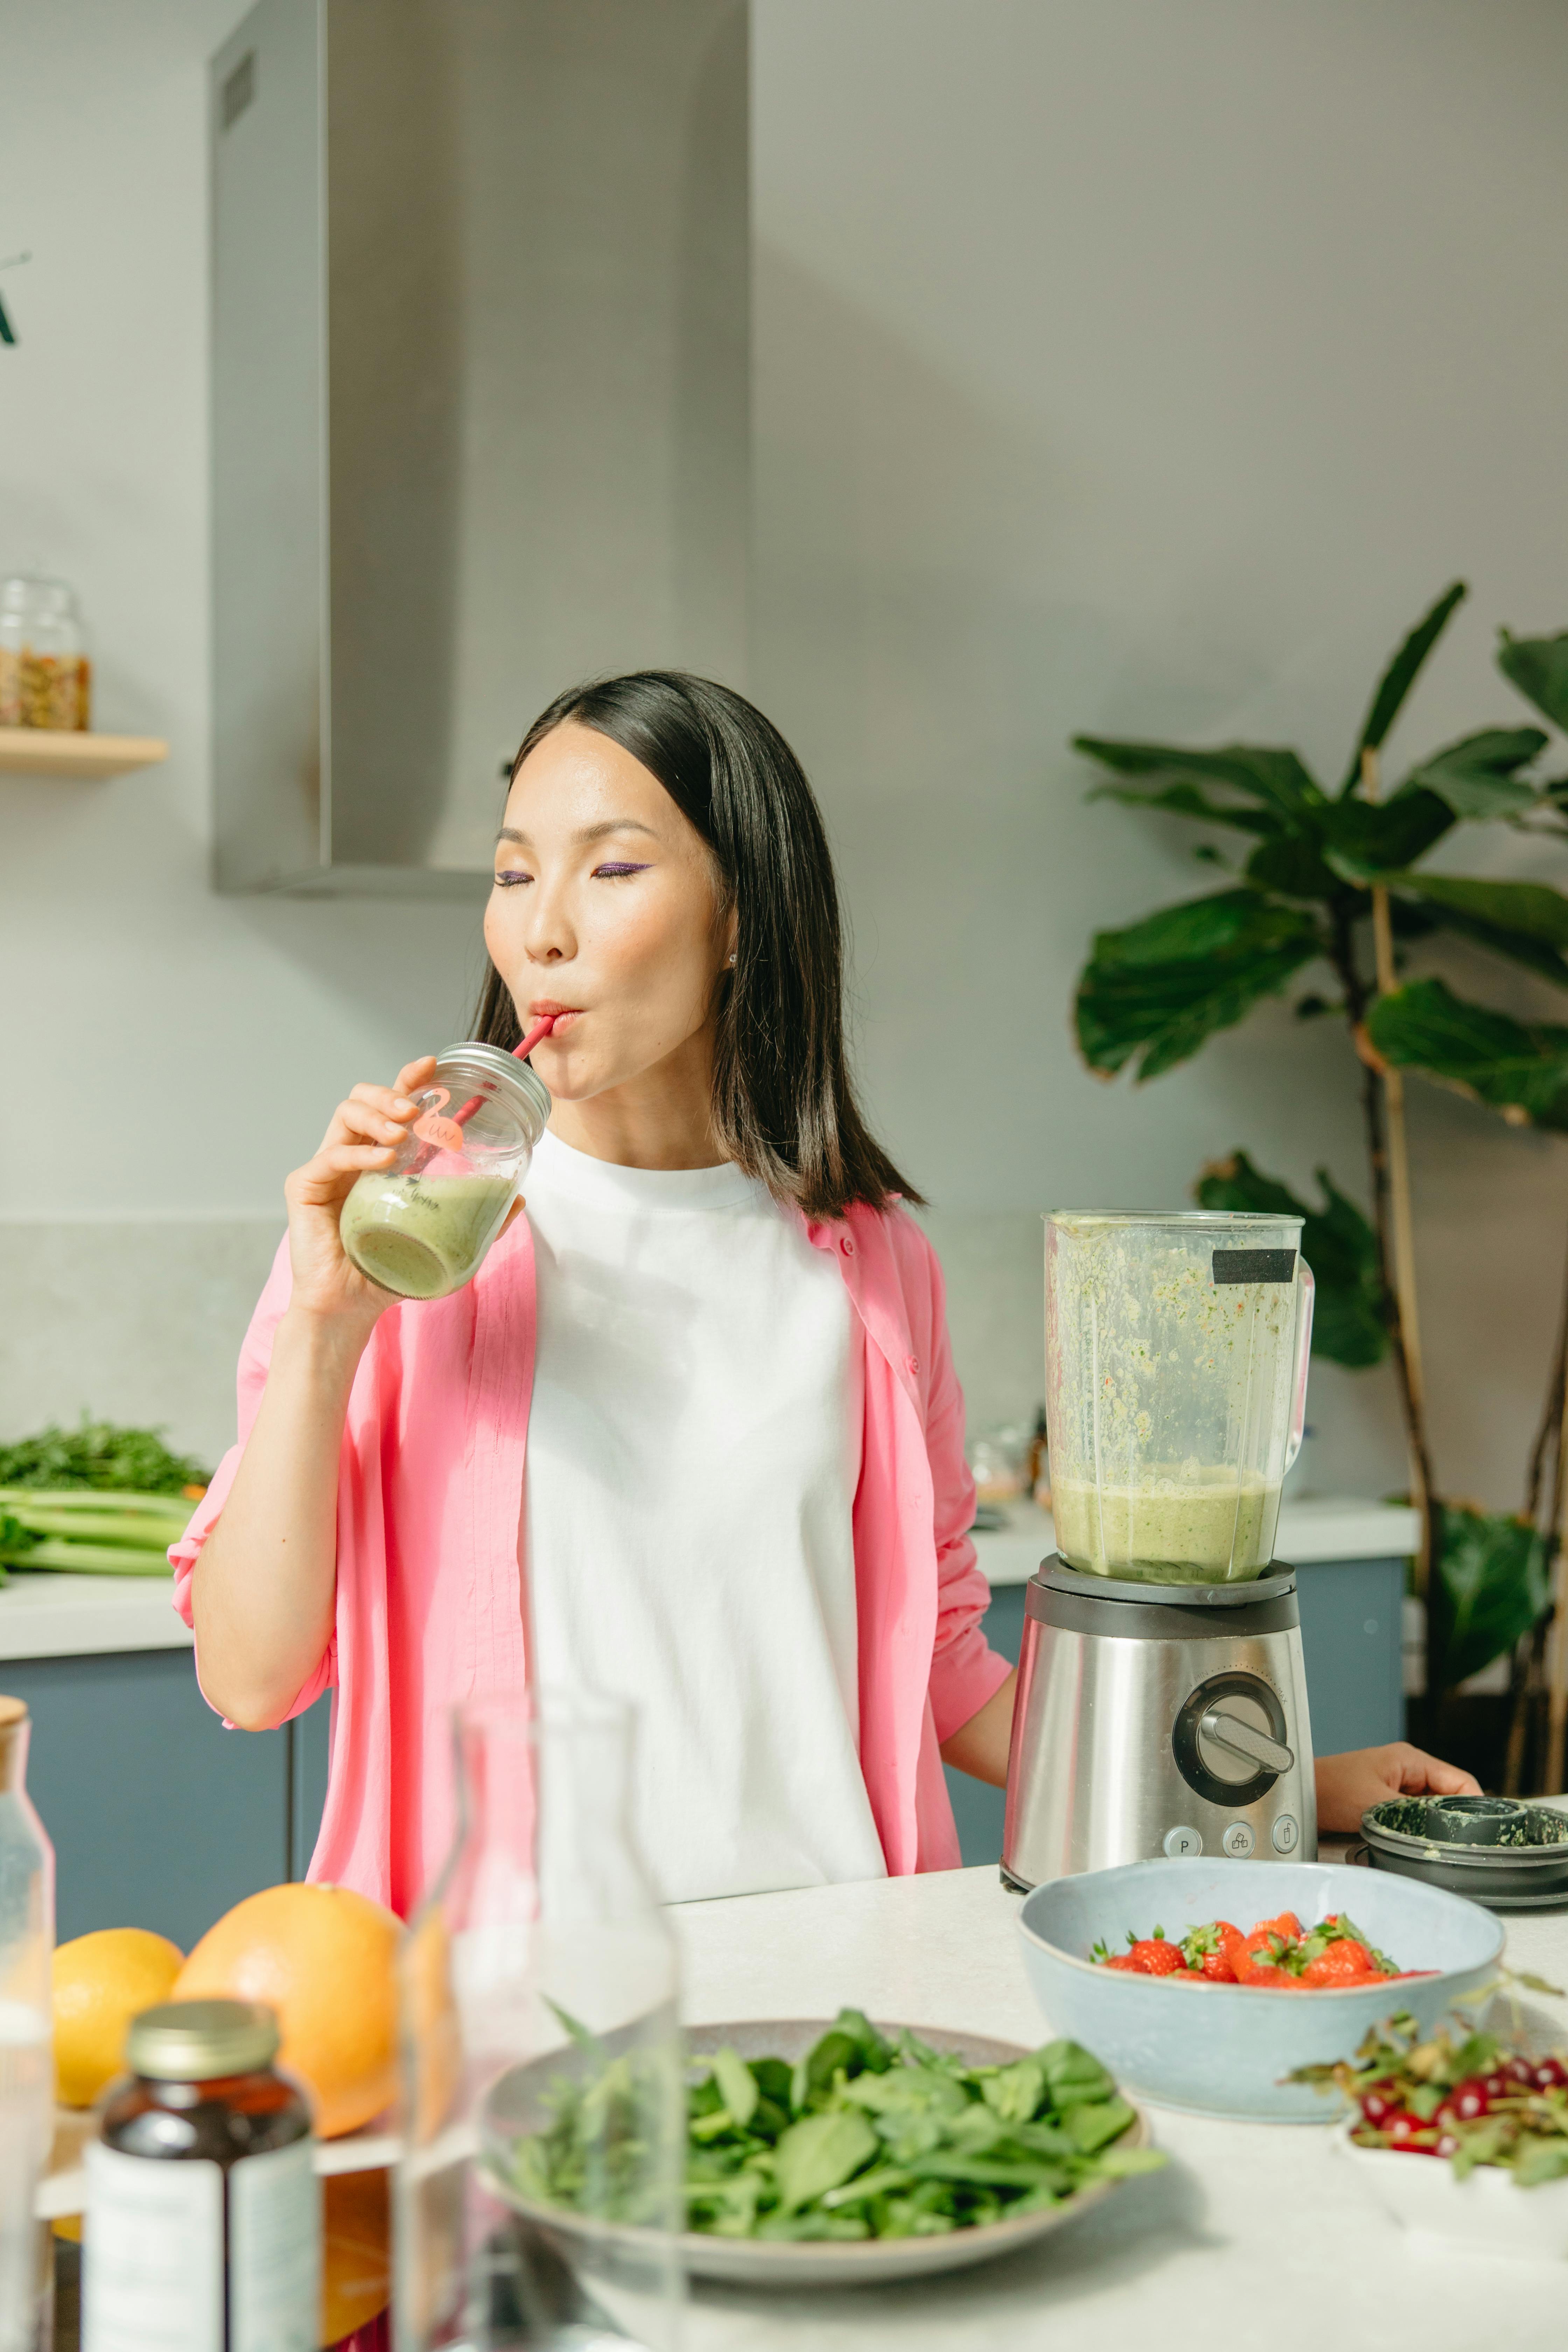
[0,577,91,732]
[0,1699,54,2352]
[340,1046,550,1302]
[397,1692,682,2352]
[1045,1210,1315,1585]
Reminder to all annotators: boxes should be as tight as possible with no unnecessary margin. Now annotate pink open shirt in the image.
[172,1199,1012,1919]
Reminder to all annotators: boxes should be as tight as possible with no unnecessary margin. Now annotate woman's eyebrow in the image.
[495,819,659,847]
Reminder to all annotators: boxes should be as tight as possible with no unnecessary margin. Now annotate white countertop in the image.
[0,1569,188,1661]
[973,1495,1422,1587]
[669,1858,1568,2352]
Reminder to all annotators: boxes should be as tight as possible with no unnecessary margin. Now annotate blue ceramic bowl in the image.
[1017,1859,1505,2122]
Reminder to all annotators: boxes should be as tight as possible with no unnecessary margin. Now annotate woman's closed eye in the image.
[592,861,652,878]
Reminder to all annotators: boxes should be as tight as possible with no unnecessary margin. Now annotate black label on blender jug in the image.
[1212,1248,1297,1284]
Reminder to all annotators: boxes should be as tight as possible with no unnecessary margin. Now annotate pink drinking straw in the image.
[451,1014,556,1128]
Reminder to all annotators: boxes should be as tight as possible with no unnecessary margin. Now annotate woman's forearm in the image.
[939,1669,1017,1786]
[191,1308,370,1729]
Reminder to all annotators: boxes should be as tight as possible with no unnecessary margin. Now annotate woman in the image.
[177,671,1475,1913]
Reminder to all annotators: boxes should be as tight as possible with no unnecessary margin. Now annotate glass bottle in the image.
[339,1047,550,1302]
[85,1998,318,2352]
[397,1692,682,2352]
[0,1697,53,2352]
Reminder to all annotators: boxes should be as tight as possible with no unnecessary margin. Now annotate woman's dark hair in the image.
[471,670,923,1218]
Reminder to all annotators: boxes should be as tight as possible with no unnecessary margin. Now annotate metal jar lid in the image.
[126,1998,280,2081]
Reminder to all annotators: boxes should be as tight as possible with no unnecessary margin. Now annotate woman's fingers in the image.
[287,1142,396,1205]
[338,1099,412,1146]
[396,1055,437,1095]
[1395,1745,1481,1798]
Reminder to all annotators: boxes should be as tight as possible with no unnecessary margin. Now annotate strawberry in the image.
[1182,1921,1239,1983]
[1300,1939,1375,1988]
[1099,1953,1140,1972]
[1252,1910,1303,1944]
[1127,1937,1189,1976]
[1233,1924,1298,1986]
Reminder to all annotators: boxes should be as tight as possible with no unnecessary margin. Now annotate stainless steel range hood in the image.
[210,0,749,895]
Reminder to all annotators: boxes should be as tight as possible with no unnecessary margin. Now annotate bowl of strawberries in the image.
[1016,1861,1504,2121]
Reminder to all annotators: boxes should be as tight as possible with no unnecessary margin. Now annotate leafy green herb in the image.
[502,2010,1161,2244]
[0,1419,211,1497]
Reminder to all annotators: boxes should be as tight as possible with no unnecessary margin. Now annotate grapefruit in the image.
[321,2167,390,2345]
[174,1883,401,2138]
[52,1927,184,2107]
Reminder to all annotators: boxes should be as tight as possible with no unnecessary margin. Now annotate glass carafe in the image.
[397,1692,682,2352]
[0,1699,54,2352]
[1045,1211,1315,1585]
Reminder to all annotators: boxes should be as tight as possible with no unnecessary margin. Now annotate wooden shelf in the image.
[0,727,168,780]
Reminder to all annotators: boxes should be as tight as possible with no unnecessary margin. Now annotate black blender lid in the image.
[1360,1795,1568,1910]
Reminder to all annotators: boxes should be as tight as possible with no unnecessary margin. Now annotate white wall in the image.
[752,0,1568,1505]
[0,0,486,1229]
[4,0,1568,1506]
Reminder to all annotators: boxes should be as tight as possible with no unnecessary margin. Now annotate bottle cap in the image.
[126,1999,280,2081]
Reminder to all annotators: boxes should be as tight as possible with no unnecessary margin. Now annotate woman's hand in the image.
[1314,1742,1481,1835]
[281,1057,437,1326]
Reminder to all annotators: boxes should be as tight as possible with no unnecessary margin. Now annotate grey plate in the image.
[480,2018,1152,2290]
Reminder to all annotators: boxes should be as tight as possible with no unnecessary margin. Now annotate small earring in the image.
[728,952,737,966]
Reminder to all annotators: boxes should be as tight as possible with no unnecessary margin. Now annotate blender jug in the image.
[1045,1212,1314,1584]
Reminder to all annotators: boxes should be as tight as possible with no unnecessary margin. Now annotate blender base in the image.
[1000,1556,1317,1890]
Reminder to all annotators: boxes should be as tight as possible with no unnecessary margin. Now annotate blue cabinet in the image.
[944,1558,1407,1868]
[0,1651,332,1950]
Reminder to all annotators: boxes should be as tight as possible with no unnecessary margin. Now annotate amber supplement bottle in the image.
[84,1998,319,2352]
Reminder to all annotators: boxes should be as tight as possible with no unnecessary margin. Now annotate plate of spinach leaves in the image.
[481,2009,1161,2286]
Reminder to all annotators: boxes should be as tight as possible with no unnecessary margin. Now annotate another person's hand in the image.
[282,1057,438,1326]
[1314,1742,1481,1836]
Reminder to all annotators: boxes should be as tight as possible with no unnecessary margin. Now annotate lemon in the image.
[53,1927,184,2107]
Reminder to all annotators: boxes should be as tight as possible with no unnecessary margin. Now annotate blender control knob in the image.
[1200,1708,1294,1776]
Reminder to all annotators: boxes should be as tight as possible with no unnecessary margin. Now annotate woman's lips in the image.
[529,1005,581,1034]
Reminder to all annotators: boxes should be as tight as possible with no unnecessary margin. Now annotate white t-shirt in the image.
[522,1129,888,1903]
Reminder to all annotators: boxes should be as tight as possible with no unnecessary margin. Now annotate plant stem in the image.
[1344,752,1439,1706]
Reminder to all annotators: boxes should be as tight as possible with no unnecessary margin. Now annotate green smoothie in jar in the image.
[339,1044,550,1301]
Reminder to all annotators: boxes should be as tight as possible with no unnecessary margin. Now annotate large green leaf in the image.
[1076,891,1323,1081]
[1430,1504,1550,1692]
[1498,628,1568,734]
[1244,832,1344,902]
[1318,788,1454,881]
[1382,874,1568,988]
[1073,738,1325,822]
[1404,727,1547,819]
[1193,1152,1386,1368]
[1084,778,1280,837]
[1366,976,1568,1129]
[1340,581,1468,792]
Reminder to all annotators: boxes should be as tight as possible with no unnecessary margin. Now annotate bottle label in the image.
[84,2143,223,2352]
[229,2138,320,2352]
[84,2137,320,2352]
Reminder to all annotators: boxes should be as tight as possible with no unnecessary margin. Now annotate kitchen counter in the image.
[972,1495,1421,1586]
[669,1858,1567,2352]
[0,1570,189,1661]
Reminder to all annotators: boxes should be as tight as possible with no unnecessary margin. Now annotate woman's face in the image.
[485,721,734,1103]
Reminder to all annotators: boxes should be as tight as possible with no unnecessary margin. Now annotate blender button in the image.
[1222,1821,1256,1858]
[1272,1814,1299,1854]
[1163,1825,1203,1858]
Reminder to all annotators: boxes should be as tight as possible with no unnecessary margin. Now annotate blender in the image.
[1001,1212,1318,1890]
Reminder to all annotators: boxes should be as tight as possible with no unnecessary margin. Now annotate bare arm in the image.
[939,1668,1016,1787]
[192,1059,436,1728]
